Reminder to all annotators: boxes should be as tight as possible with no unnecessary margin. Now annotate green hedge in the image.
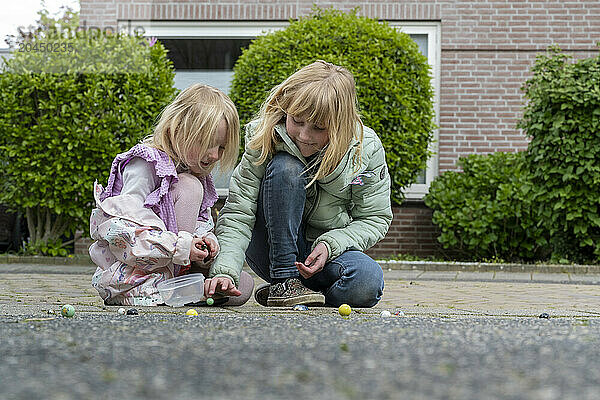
[0,17,176,255]
[519,47,600,263]
[229,8,435,204]
[424,152,549,262]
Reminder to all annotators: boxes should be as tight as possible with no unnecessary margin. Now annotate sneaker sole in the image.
[254,283,270,307]
[267,293,325,307]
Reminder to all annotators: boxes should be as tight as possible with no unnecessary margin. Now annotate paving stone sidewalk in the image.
[1,263,600,318]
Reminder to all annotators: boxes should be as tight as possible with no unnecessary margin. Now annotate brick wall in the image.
[80,1,117,29]
[74,235,92,256]
[81,1,443,24]
[75,0,600,258]
[437,1,599,172]
[366,202,443,260]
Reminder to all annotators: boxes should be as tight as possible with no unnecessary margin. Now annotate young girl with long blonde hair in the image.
[90,84,254,306]
[206,61,392,307]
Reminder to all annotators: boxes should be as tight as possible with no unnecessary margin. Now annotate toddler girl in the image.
[90,84,254,306]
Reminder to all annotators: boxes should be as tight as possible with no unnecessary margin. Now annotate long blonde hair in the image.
[248,60,363,185]
[145,83,240,175]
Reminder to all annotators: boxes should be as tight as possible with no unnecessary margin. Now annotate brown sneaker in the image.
[266,277,325,307]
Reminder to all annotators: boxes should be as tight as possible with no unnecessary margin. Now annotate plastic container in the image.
[157,273,205,307]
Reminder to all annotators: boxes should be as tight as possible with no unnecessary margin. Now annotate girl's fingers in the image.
[222,280,241,296]
[301,261,320,273]
[296,258,326,278]
[193,250,209,262]
[314,259,325,273]
[202,238,219,258]
[296,266,307,278]
[296,262,314,278]
[205,278,242,297]
[209,278,220,295]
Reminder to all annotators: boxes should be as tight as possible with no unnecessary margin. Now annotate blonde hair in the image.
[145,83,240,175]
[248,60,363,186]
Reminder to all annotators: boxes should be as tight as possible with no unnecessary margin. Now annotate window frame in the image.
[122,20,440,199]
[387,21,441,199]
[117,20,289,39]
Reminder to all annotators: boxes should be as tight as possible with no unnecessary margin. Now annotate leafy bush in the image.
[519,47,600,263]
[229,8,435,204]
[424,152,549,262]
[0,9,176,255]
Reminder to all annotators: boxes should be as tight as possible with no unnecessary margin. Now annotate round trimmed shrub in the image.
[424,152,549,262]
[519,47,600,263]
[0,12,177,255]
[229,8,435,204]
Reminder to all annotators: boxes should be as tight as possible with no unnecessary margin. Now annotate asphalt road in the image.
[2,312,600,400]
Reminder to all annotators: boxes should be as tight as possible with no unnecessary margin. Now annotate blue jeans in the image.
[245,152,384,307]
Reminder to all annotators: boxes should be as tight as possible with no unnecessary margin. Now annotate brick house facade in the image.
[76,0,600,259]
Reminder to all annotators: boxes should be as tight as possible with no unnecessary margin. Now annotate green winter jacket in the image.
[209,122,393,286]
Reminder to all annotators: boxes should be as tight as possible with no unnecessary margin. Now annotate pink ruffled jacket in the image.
[89,145,218,306]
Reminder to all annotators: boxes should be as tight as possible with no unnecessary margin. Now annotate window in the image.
[160,38,251,94]
[121,21,288,95]
[388,22,441,199]
[123,20,440,199]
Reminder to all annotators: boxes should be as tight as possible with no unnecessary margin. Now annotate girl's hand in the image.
[296,242,329,279]
[202,235,220,262]
[204,277,242,297]
[189,237,209,262]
